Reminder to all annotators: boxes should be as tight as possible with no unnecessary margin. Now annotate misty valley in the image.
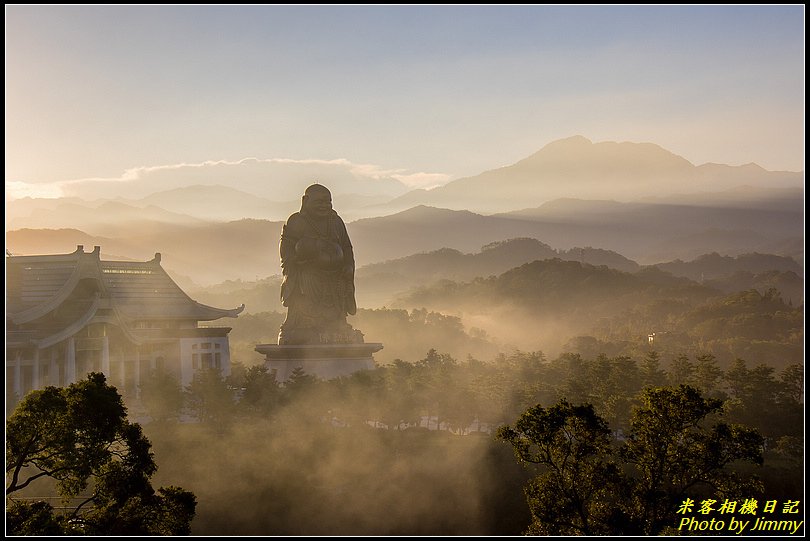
[6,137,804,535]
[209,240,803,372]
[7,236,803,534]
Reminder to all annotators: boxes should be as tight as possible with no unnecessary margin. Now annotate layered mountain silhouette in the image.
[654,252,802,281]
[355,238,639,307]
[353,238,802,308]
[7,135,803,285]
[388,257,802,365]
[6,186,395,232]
[370,136,803,214]
[183,235,803,314]
[348,199,801,266]
[8,197,803,286]
[8,198,204,235]
[9,135,803,227]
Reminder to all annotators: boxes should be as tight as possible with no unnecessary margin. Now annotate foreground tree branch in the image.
[6,373,197,535]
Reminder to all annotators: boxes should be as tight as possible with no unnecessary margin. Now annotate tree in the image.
[138,367,185,423]
[6,373,196,535]
[499,385,764,535]
[774,363,804,440]
[236,364,281,416]
[640,350,667,388]
[548,352,592,406]
[667,354,695,386]
[382,359,421,430]
[496,400,622,535]
[587,355,641,434]
[282,366,320,402]
[413,349,459,430]
[725,360,803,442]
[620,385,764,534]
[278,366,326,423]
[185,367,235,426]
[6,500,64,535]
[778,363,804,404]
[692,353,724,398]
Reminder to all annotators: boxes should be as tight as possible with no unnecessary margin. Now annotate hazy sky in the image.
[5,5,805,198]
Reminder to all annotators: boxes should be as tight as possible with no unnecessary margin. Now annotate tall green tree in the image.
[620,385,764,534]
[6,373,196,535]
[640,350,667,388]
[499,385,764,535]
[185,367,235,426]
[236,364,281,417]
[139,367,185,423]
[497,400,622,535]
[379,359,421,430]
[774,363,804,440]
[692,353,724,398]
[667,354,695,386]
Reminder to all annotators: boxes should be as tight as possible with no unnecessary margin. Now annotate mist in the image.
[143,375,531,535]
[130,341,803,535]
[6,132,803,535]
[6,4,805,533]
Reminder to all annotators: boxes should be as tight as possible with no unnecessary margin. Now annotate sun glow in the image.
[6,181,65,201]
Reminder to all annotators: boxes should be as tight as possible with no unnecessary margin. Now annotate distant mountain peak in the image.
[540,134,593,148]
[481,237,553,252]
[394,205,477,219]
[518,136,693,170]
[698,162,767,172]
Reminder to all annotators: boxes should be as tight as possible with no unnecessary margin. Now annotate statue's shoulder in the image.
[330,211,351,244]
[330,210,347,226]
[285,212,305,227]
[282,212,307,236]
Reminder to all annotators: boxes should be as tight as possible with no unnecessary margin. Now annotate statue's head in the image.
[301,183,333,218]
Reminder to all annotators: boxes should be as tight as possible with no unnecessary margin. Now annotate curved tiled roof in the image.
[100,257,244,320]
[33,294,113,348]
[7,246,244,325]
[7,246,90,321]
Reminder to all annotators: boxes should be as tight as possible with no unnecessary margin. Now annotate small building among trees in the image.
[6,245,244,402]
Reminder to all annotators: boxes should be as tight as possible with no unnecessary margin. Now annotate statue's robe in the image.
[278,210,358,344]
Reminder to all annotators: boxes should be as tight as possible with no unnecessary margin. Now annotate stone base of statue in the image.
[255,343,384,382]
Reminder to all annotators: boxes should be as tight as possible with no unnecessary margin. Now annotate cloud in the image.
[390,172,452,190]
[5,180,66,200]
[6,158,453,202]
[344,162,452,190]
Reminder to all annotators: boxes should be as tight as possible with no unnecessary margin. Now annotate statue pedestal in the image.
[255,343,383,382]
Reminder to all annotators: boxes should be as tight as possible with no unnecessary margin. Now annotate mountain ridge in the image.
[8,193,802,285]
[6,136,803,283]
[371,136,803,215]
[9,135,802,225]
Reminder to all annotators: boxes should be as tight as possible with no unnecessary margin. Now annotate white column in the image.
[179,339,194,388]
[32,348,40,390]
[119,349,126,389]
[101,335,111,377]
[134,348,141,398]
[50,348,58,386]
[221,337,231,377]
[14,351,22,398]
[66,337,77,384]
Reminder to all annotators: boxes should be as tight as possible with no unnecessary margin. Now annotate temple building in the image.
[6,245,244,402]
